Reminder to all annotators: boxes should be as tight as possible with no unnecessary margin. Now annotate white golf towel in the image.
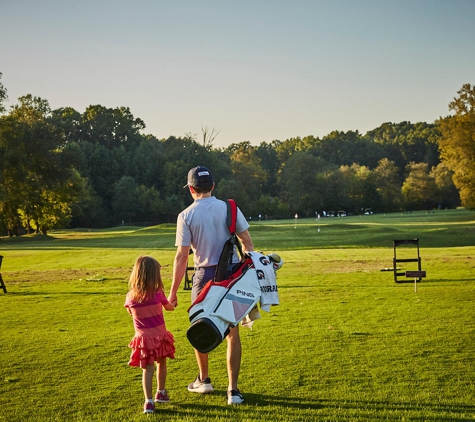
[248,251,280,312]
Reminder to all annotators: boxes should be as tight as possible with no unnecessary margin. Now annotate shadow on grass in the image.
[170,393,475,421]
[320,398,475,421]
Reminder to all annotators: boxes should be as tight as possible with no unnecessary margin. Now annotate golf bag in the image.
[186,252,283,354]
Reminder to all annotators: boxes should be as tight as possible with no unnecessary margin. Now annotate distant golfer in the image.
[168,165,254,405]
[125,256,176,414]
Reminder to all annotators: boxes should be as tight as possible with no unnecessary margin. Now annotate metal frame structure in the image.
[393,239,422,284]
[0,256,7,293]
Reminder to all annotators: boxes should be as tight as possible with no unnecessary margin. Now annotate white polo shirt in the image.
[175,196,249,268]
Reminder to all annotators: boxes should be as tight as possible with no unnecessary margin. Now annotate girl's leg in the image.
[156,357,167,391]
[142,364,155,400]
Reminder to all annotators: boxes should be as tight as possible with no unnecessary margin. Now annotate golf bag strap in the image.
[225,199,243,257]
[225,199,237,234]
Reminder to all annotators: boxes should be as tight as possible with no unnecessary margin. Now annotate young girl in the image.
[125,255,176,414]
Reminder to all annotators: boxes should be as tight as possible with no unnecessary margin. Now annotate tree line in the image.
[1,73,474,236]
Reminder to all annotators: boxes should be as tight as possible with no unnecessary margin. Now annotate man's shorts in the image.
[191,266,216,303]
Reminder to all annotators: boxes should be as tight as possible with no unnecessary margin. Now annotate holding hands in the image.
[168,292,178,308]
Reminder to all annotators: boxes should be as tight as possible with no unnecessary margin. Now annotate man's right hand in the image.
[168,292,178,307]
[170,245,191,308]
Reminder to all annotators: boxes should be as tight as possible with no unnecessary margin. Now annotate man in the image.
[167,166,254,405]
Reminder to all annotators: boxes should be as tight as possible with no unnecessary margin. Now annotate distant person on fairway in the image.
[168,166,254,405]
[125,255,176,414]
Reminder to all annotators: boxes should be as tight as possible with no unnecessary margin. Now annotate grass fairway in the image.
[0,209,474,421]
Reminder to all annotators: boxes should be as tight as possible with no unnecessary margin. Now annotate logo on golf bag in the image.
[236,290,255,298]
[195,329,213,341]
[259,256,271,266]
[256,269,265,280]
[261,285,278,293]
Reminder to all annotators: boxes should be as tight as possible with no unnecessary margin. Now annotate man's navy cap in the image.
[183,166,213,189]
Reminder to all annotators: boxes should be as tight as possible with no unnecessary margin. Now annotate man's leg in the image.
[226,325,241,391]
[195,349,209,381]
[191,269,210,383]
[188,267,216,394]
[188,349,214,393]
[188,349,213,394]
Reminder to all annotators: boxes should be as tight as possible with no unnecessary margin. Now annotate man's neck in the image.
[192,192,212,200]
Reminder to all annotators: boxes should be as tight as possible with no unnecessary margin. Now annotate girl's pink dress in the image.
[125,291,175,368]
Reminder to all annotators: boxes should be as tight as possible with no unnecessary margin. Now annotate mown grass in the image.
[0,209,474,421]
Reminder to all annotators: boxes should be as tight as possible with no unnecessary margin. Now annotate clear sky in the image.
[1,0,474,147]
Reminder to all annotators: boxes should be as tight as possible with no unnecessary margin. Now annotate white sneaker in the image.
[227,389,244,405]
[187,375,214,393]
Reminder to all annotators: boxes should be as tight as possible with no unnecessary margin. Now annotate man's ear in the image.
[211,182,215,191]
[189,186,196,194]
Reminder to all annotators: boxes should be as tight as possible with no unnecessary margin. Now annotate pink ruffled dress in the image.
[125,291,175,368]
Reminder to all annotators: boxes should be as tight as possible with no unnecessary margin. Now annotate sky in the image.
[1,0,474,148]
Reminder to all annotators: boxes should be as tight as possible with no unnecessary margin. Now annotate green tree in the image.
[0,115,26,235]
[278,151,328,217]
[339,164,380,214]
[161,193,185,223]
[430,162,460,209]
[0,95,79,235]
[23,175,82,235]
[70,174,107,228]
[438,83,475,209]
[368,122,440,172]
[318,130,385,168]
[0,72,7,114]
[216,178,251,217]
[80,105,145,150]
[137,185,162,222]
[83,143,125,204]
[255,141,280,196]
[51,107,82,144]
[229,144,267,204]
[127,135,164,187]
[401,163,438,210]
[319,166,348,213]
[254,194,283,219]
[112,176,141,224]
[373,158,403,212]
[272,137,309,165]
[112,176,164,224]
[214,142,267,217]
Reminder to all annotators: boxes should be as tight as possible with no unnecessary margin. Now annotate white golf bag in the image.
[186,252,283,353]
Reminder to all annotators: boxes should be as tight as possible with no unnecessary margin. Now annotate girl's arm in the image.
[124,295,133,315]
[160,291,176,311]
